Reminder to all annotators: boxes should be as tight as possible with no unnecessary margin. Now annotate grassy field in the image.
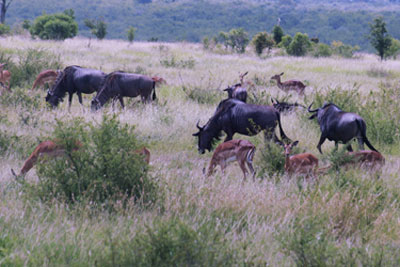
[1,35,400,265]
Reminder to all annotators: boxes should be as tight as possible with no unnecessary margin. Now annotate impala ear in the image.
[292,140,299,147]
[280,72,284,76]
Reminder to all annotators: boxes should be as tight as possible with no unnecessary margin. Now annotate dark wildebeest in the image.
[46,65,106,108]
[271,98,305,113]
[91,71,156,110]
[308,102,378,154]
[223,83,247,103]
[193,98,290,154]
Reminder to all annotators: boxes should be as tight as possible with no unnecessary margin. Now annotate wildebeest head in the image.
[307,102,331,120]
[45,71,66,107]
[223,85,234,98]
[91,98,101,111]
[192,120,221,154]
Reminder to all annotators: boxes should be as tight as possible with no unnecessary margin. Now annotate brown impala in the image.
[206,139,256,181]
[346,150,385,171]
[279,140,319,178]
[270,72,306,95]
[31,69,60,90]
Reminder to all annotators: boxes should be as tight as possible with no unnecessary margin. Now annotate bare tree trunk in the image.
[0,0,14,24]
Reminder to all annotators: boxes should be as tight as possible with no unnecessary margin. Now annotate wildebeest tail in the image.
[152,81,156,100]
[276,111,291,142]
[356,119,378,152]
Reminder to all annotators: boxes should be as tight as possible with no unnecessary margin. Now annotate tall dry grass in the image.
[0,36,399,265]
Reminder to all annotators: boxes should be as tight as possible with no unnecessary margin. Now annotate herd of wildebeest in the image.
[4,65,385,180]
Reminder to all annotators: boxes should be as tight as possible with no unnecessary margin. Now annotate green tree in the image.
[0,23,9,35]
[127,26,136,43]
[279,34,292,50]
[287,32,311,56]
[252,32,275,56]
[385,38,400,59]
[369,17,392,60]
[85,18,107,40]
[272,25,284,45]
[30,11,78,40]
[312,43,332,58]
[228,28,249,53]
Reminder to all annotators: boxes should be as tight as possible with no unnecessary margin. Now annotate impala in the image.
[346,150,385,171]
[270,72,306,95]
[11,140,82,177]
[279,140,318,178]
[206,139,256,181]
[31,69,60,90]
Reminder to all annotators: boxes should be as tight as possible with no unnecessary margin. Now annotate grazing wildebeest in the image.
[270,72,306,95]
[308,102,378,154]
[91,71,156,110]
[46,65,106,108]
[193,98,290,154]
[223,83,247,102]
[271,98,306,113]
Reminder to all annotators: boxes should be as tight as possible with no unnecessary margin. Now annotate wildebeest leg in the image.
[224,131,234,142]
[68,93,73,111]
[317,135,327,154]
[77,92,83,106]
[118,96,125,109]
[346,143,353,152]
[357,138,365,150]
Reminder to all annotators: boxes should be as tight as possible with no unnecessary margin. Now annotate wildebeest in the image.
[271,98,306,113]
[46,65,106,108]
[223,83,247,102]
[193,98,290,154]
[308,102,378,154]
[91,71,156,110]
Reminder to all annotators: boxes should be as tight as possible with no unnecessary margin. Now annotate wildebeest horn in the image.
[196,120,203,130]
[307,102,318,113]
[271,97,275,104]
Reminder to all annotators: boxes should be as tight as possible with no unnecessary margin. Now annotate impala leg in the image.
[246,161,255,181]
[238,161,248,181]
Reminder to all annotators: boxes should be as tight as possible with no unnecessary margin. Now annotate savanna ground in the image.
[0,35,400,265]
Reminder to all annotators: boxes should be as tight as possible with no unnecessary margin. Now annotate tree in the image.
[228,28,249,53]
[279,35,292,49]
[369,17,392,60]
[85,18,107,40]
[272,25,284,45]
[287,32,311,56]
[252,32,275,56]
[0,0,13,24]
[30,11,78,40]
[385,38,400,59]
[127,26,136,43]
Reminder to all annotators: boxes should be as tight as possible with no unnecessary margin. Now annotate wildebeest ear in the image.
[192,132,200,136]
[309,113,317,120]
[292,140,299,147]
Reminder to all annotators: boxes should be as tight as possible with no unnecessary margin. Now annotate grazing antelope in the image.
[206,139,256,181]
[0,63,11,91]
[151,76,167,85]
[346,150,385,171]
[31,69,60,90]
[270,72,306,95]
[135,147,151,165]
[11,140,82,177]
[279,140,319,178]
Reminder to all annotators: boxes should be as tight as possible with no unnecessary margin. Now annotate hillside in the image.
[6,0,400,50]
[0,36,400,264]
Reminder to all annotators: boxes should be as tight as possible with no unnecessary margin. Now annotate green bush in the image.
[279,35,292,50]
[287,32,311,56]
[0,24,10,35]
[251,32,274,56]
[331,41,360,58]
[30,10,78,40]
[0,87,43,110]
[106,218,235,266]
[312,43,332,58]
[34,115,157,206]
[182,85,222,105]
[160,54,195,69]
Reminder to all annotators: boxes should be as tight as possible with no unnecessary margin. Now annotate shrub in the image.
[287,32,311,56]
[312,43,332,58]
[331,41,359,58]
[279,34,292,50]
[127,26,136,43]
[85,18,107,40]
[30,10,78,40]
[182,85,222,105]
[251,32,275,56]
[0,87,42,110]
[160,54,195,69]
[272,25,284,44]
[228,28,249,53]
[34,115,157,206]
[106,218,236,266]
[0,24,10,35]
[384,37,400,59]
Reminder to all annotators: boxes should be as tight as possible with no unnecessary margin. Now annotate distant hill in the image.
[6,0,400,50]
